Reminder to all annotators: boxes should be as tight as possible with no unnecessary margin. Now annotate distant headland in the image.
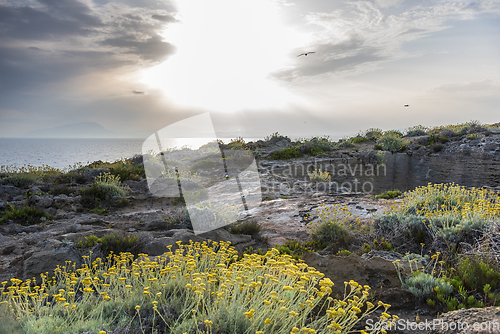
[21,122,123,138]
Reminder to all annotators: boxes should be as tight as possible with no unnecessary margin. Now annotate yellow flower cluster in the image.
[0,241,392,333]
[394,183,500,220]
[307,169,331,182]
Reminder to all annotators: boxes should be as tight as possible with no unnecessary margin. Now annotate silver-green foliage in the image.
[403,271,453,298]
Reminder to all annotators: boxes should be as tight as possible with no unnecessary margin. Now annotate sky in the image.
[0,0,499,140]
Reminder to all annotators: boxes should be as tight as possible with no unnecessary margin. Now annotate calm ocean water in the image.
[0,138,260,170]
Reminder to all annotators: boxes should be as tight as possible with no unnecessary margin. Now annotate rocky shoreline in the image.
[1,126,500,333]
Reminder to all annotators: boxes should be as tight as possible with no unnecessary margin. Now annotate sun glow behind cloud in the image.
[142,0,306,112]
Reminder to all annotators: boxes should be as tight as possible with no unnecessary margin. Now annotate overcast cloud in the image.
[0,0,499,139]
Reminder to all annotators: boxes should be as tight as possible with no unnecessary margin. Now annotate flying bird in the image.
[297,52,315,57]
[404,104,409,107]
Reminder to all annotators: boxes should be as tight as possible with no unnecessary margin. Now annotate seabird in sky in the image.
[297,52,315,57]
[404,104,409,107]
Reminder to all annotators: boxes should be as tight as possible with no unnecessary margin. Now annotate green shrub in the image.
[228,220,261,237]
[405,125,428,137]
[270,147,301,160]
[375,190,402,199]
[426,134,449,147]
[348,136,372,143]
[376,134,408,153]
[0,164,62,187]
[0,174,39,188]
[49,185,75,196]
[337,249,352,256]
[274,239,316,260]
[264,132,291,142]
[364,128,383,140]
[77,235,100,248]
[0,203,50,226]
[361,238,392,253]
[53,173,75,185]
[335,140,356,149]
[99,233,139,256]
[441,256,500,310]
[227,137,247,150]
[80,173,127,209]
[298,137,334,155]
[406,129,427,137]
[384,130,404,137]
[310,220,350,246]
[310,146,325,155]
[110,163,145,182]
[77,233,139,257]
[242,246,266,257]
[431,143,444,153]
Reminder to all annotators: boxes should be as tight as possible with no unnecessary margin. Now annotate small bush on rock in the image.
[384,130,404,137]
[0,203,50,226]
[349,136,372,143]
[271,147,301,160]
[77,233,139,257]
[80,173,127,209]
[405,125,428,137]
[110,163,145,181]
[99,233,139,256]
[376,134,408,153]
[310,220,350,247]
[335,140,356,149]
[308,169,330,182]
[228,220,261,237]
[375,190,402,199]
[274,239,317,260]
[77,235,100,248]
[364,128,383,140]
[402,271,453,300]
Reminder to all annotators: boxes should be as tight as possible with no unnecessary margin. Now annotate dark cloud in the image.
[100,34,175,61]
[93,0,175,11]
[152,14,176,22]
[124,14,143,21]
[0,5,98,39]
[274,36,384,81]
[0,46,130,93]
[37,0,104,27]
[0,0,177,97]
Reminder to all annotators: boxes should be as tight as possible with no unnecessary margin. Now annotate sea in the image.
[0,138,260,170]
